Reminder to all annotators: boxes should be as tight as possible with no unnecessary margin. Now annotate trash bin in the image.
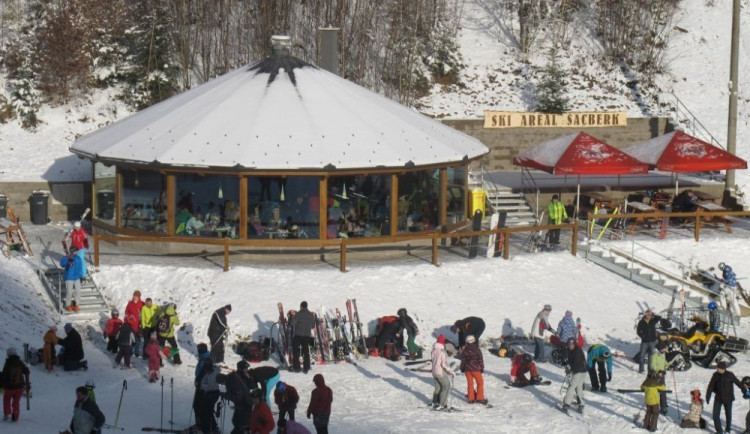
[97,190,115,220]
[471,189,486,218]
[30,190,50,225]
[0,194,7,219]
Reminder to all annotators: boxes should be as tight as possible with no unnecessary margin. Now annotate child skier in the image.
[510,353,543,387]
[430,334,454,410]
[641,371,667,431]
[43,325,59,372]
[459,335,486,404]
[680,389,706,428]
[144,334,161,382]
[2,347,30,422]
[103,309,123,354]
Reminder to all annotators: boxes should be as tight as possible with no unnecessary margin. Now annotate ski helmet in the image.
[111,308,119,317]
[197,343,208,355]
[465,335,476,344]
[708,301,718,311]
[522,353,532,364]
[718,262,726,270]
[602,351,611,359]
[741,376,750,386]
[397,308,407,317]
[85,379,95,389]
[276,382,286,393]
[566,338,576,346]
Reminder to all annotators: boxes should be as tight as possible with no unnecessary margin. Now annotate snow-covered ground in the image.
[1,235,748,433]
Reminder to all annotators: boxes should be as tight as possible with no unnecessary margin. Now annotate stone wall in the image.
[443,117,673,171]
[0,181,90,223]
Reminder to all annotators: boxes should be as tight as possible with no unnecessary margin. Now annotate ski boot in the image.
[560,404,569,414]
[530,375,543,385]
[577,404,584,415]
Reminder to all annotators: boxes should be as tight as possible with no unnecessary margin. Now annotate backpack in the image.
[383,343,400,361]
[8,363,24,388]
[157,314,171,334]
[245,341,265,363]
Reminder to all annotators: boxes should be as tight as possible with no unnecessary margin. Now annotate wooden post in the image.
[340,237,347,272]
[239,176,248,239]
[694,209,701,242]
[390,174,399,236]
[319,177,328,240]
[439,168,447,228]
[115,167,122,229]
[223,239,230,272]
[432,231,438,266]
[571,221,578,256]
[502,226,510,259]
[166,174,176,236]
[94,234,100,267]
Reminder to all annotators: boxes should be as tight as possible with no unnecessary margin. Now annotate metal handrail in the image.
[666,94,724,149]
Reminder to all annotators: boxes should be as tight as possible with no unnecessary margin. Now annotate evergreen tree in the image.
[533,48,570,114]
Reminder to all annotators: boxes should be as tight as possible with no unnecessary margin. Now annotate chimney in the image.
[318,27,340,75]
[270,35,292,56]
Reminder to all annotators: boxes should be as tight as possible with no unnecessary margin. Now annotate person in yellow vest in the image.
[140,298,159,360]
[548,194,568,245]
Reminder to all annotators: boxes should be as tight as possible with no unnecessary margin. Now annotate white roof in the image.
[70,56,488,170]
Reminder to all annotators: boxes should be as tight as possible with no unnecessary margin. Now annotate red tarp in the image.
[624,130,747,172]
[512,132,650,175]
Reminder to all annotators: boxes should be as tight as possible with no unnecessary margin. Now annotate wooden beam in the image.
[340,237,346,272]
[166,174,176,236]
[239,176,248,239]
[319,177,328,240]
[390,174,398,236]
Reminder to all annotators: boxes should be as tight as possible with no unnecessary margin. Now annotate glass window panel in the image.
[175,174,239,238]
[121,170,166,233]
[397,169,439,233]
[94,163,116,225]
[446,166,467,224]
[247,176,320,239]
[327,175,391,239]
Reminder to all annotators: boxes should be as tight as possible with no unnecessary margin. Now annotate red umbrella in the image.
[513,132,650,215]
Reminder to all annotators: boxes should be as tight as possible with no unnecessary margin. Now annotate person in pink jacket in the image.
[144,334,161,383]
[430,334,454,410]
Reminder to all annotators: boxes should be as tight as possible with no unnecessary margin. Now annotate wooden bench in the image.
[626,201,659,234]
[696,201,733,233]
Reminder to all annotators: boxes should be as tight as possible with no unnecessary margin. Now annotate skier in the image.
[290,301,316,373]
[396,308,421,359]
[249,389,275,434]
[641,370,667,431]
[67,386,104,434]
[706,361,747,434]
[124,290,144,358]
[649,344,669,415]
[208,304,232,364]
[376,315,401,356]
[102,309,122,354]
[430,334,454,410]
[636,309,661,374]
[194,343,220,434]
[708,301,722,333]
[561,338,587,414]
[547,194,567,245]
[556,310,578,343]
[586,343,613,392]
[450,316,485,349]
[113,319,135,369]
[58,323,87,371]
[144,334,161,383]
[140,297,159,359]
[510,353,542,387]
[247,366,281,404]
[680,389,707,429]
[60,245,84,312]
[43,325,59,372]
[2,347,30,422]
[306,373,333,434]
[63,221,89,276]
[278,418,312,434]
[224,361,253,434]
[156,303,181,365]
[530,304,554,362]
[274,381,300,423]
[459,335,486,404]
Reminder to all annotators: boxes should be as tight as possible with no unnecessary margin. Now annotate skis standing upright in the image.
[351,299,369,359]
[335,308,358,361]
[276,303,290,368]
[311,312,326,365]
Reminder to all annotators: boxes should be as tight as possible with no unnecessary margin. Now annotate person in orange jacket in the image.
[43,325,59,372]
[249,389,275,434]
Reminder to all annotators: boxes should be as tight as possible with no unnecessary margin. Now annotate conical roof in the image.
[70,54,487,171]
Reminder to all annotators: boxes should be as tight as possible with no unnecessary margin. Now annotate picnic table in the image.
[693,190,720,202]
[626,201,659,234]
[696,201,733,233]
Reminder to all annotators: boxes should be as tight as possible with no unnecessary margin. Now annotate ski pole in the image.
[170,377,174,431]
[160,376,164,432]
[671,370,681,419]
[114,380,127,429]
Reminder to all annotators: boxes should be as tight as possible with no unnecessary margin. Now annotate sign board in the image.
[484,111,627,129]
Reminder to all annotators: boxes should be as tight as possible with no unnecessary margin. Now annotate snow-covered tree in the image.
[533,48,569,114]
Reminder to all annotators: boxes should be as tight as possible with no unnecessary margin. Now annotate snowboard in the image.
[505,380,551,389]
[467,209,483,259]
[494,210,507,257]
[486,212,499,258]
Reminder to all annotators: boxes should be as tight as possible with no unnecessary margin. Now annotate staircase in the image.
[38,268,109,315]
[486,189,537,227]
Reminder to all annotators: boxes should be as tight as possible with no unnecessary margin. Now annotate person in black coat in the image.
[223,361,253,434]
[562,338,588,414]
[247,366,281,404]
[636,310,661,374]
[208,305,232,364]
[706,362,747,434]
[396,308,421,359]
[290,301,316,373]
[58,323,87,371]
[2,347,31,422]
[451,316,485,349]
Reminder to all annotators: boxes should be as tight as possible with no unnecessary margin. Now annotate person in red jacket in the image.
[510,353,543,387]
[103,309,123,354]
[63,221,90,276]
[274,381,299,423]
[306,374,333,434]
[459,335,486,404]
[124,290,144,357]
[144,334,161,383]
[249,389,275,434]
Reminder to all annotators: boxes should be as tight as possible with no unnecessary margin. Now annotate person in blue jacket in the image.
[719,262,737,288]
[586,343,613,392]
[60,246,84,312]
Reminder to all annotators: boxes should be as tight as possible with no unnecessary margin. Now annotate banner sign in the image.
[483,111,628,129]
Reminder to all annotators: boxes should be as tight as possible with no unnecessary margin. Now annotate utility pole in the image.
[726,0,740,193]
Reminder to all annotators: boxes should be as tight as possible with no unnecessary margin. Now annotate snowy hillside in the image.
[0,236,748,433]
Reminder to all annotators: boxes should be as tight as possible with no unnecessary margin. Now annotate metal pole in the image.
[726,0,740,192]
